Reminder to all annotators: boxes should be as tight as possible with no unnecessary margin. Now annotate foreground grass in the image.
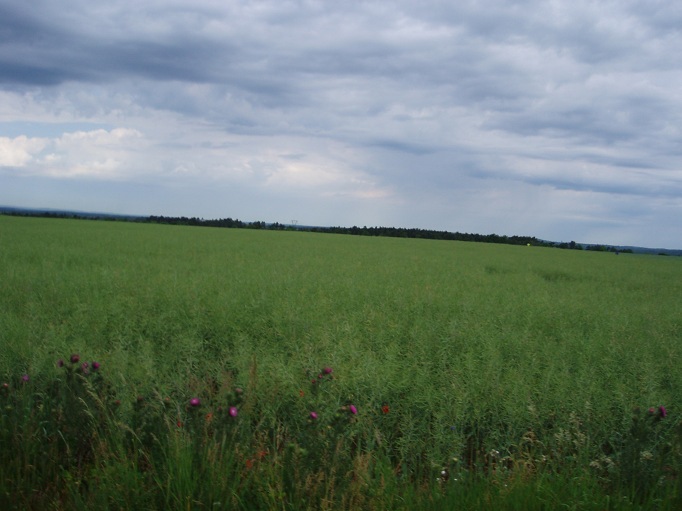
[0,215,681,509]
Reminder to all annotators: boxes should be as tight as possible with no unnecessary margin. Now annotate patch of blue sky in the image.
[0,121,112,138]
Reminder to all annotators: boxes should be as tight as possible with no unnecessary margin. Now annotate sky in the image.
[1,0,681,248]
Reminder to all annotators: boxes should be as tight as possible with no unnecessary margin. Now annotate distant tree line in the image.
[147,216,291,231]
[148,215,247,228]
[147,216,544,246]
[307,225,544,246]
[0,208,637,253]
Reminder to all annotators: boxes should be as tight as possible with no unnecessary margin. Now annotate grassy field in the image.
[1,215,681,509]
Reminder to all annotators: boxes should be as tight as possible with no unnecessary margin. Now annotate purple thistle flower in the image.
[92,361,100,371]
[189,398,201,407]
[659,406,667,418]
[21,374,30,382]
[349,404,358,415]
[323,367,333,375]
[310,411,318,420]
[57,359,64,368]
[70,354,80,364]
[229,406,238,417]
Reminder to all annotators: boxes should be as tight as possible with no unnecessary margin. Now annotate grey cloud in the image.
[363,139,437,155]
[0,1,228,85]
[522,174,682,199]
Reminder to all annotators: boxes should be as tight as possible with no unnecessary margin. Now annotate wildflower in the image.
[310,411,318,420]
[21,374,29,382]
[190,398,201,407]
[229,406,238,417]
[92,361,100,371]
[70,354,80,364]
[381,404,390,414]
[640,450,654,462]
[57,359,64,368]
[349,404,358,415]
[659,406,667,418]
[323,367,333,375]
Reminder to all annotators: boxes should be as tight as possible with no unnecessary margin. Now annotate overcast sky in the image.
[1,0,681,248]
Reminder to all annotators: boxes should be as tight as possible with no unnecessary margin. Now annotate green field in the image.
[1,215,681,509]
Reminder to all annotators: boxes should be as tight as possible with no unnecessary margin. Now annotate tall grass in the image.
[1,215,680,509]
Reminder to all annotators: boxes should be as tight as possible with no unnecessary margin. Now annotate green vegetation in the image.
[1,215,681,510]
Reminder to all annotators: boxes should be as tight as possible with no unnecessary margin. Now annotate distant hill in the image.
[1,205,680,255]
[611,245,682,256]
[0,205,143,221]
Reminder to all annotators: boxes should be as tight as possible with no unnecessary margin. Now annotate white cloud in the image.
[0,135,48,167]
[1,127,145,179]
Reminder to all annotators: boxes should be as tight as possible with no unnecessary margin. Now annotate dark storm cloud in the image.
[0,3,222,85]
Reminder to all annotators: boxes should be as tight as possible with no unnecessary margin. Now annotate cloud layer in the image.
[1,0,681,247]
